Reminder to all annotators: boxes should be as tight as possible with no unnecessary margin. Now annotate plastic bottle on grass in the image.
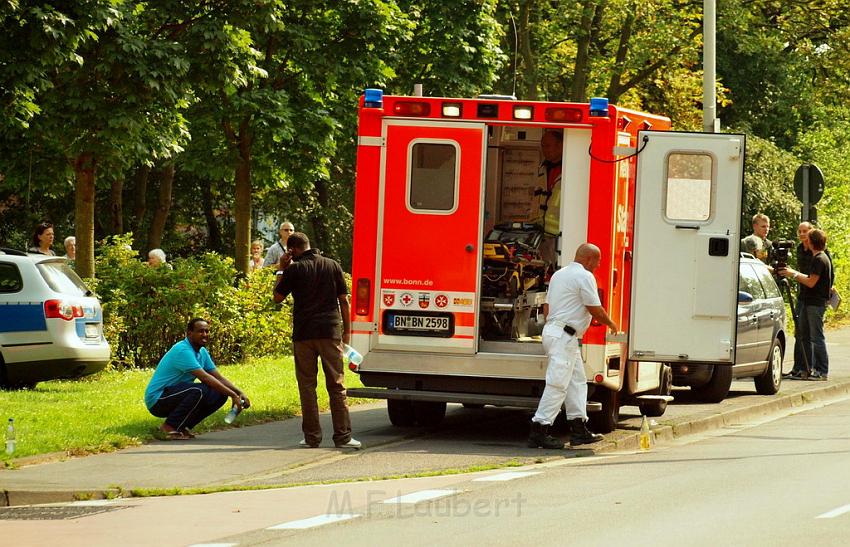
[344,344,363,365]
[639,415,651,452]
[5,418,15,455]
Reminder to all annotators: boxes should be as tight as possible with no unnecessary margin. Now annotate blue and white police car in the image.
[0,248,110,389]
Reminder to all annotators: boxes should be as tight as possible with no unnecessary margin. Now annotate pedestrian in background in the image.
[263,221,295,268]
[740,213,773,265]
[29,222,56,255]
[147,248,172,269]
[273,232,360,449]
[249,239,264,273]
[779,228,831,381]
[63,236,76,260]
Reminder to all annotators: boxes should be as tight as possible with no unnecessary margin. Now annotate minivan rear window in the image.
[36,261,90,297]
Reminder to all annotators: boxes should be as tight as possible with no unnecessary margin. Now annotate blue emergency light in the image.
[589,97,609,117]
[364,88,383,108]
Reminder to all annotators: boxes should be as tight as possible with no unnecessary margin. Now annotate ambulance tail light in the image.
[545,107,583,123]
[393,101,431,116]
[355,278,371,316]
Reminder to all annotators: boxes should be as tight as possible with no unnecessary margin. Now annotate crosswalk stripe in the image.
[816,503,850,519]
[473,471,541,482]
[267,513,361,530]
[381,489,459,504]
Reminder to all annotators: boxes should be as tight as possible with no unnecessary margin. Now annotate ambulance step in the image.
[348,387,602,413]
[634,395,675,402]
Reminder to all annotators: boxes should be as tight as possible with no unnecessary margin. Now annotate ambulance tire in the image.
[691,364,733,403]
[588,388,619,434]
[639,365,673,418]
[413,401,447,427]
[387,399,416,427]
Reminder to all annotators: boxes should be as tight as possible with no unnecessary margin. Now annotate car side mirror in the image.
[738,291,754,303]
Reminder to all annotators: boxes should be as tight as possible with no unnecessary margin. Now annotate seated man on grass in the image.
[144,318,250,440]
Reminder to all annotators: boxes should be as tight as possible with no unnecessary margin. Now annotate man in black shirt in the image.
[780,228,831,380]
[273,232,360,448]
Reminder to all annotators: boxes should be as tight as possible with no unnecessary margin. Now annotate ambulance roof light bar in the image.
[589,97,609,117]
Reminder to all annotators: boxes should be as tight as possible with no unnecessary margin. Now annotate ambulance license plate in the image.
[382,311,454,338]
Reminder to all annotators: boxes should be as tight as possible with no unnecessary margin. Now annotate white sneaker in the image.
[335,438,362,449]
[299,439,319,448]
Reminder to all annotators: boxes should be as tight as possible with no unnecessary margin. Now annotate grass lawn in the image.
[0,355,365,465]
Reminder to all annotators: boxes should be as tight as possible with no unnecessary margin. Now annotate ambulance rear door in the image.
[375,120,486,354]
[629,131,745,364]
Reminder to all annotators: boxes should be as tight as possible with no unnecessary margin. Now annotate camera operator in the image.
[779,228,831,381]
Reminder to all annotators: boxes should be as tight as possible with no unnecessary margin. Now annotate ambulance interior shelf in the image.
[479,222,549,341]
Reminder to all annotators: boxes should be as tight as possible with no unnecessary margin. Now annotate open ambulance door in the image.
[629,131,745,364]
[375,120,486,354]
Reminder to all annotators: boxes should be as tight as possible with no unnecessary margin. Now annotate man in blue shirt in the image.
[145,318,250,439]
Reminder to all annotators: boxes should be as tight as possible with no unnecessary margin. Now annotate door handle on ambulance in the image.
[465,244,475,252]
[674,225,700,230]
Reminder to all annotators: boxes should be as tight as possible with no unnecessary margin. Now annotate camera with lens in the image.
[771,239,794,271]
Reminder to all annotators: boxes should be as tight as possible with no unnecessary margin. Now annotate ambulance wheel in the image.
[691,365,732,403]
[387,399,415,427]
[413,401,447,427]
[588,388,619,434]
[639,365,673,418]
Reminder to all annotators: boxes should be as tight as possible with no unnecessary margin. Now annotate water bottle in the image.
[224,398,246,424]
[343,344,363,365]
[638,415,651,452]
[5,418,15,455]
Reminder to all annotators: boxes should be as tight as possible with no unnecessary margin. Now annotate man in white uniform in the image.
[528,243,618,449]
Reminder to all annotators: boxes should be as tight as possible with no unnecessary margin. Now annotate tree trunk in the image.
[132,165,150,244]
[73,152,97,279]
[147,163,174,251]
[201,180,223,253]
[571,0,596,102]
[109,177,124,235]
[606,7,635,103]
[233,119,253,274]
[310,177,332,256]
[518,0,538,99]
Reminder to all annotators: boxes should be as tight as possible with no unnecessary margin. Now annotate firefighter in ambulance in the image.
[534,129,563,264]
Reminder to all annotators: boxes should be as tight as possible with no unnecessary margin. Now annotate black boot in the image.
[527,420,565,449]
[569,418,604,447]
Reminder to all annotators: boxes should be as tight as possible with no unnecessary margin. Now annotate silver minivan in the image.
[0,249,110,389]
[671,254,787,402]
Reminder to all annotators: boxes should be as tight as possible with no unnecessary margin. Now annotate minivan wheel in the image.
[691,365,733,403]
[588,388,619,433]
[413,401,447,427]
[639,365,673,417]
[387,399,416,427]
[754,340,783,395]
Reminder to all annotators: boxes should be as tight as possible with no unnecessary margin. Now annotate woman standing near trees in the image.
[29,222,56,255]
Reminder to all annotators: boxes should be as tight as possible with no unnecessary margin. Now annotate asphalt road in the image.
[4,391,849,546]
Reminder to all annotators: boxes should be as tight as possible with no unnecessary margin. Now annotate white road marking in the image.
[267,513,362,530]
[69,500,118,506]
[188,544,239,547]
[381,489,459,504]
[473,471,542,482]
[816,503,850,519]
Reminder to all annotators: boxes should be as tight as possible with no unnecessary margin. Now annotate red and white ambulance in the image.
[347,89,744,432]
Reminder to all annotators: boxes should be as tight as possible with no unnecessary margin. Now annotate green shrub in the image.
[93,235,292,367]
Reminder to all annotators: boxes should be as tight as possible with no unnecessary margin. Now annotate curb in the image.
[3,380,850,507]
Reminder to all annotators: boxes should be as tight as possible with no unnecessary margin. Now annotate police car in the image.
[0,248,110,389]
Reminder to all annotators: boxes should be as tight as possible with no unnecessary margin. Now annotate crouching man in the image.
[144,318,250,439]
[528,243,618,449]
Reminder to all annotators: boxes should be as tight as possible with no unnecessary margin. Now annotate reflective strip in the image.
[0,303,47,333]
[359,136,384,147]
[352,321,374,331]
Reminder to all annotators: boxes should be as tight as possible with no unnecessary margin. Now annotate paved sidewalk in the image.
[3,326,850,507]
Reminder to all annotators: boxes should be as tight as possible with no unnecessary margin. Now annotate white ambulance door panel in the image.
[375,120,486,354]
[629,131,744,364]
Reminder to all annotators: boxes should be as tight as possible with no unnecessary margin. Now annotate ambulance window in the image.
[664,153,713,221]
[409,143,457,211]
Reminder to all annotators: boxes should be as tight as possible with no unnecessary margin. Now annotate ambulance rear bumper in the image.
[348,387,602,413]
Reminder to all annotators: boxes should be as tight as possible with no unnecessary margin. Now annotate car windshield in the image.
[36,261,90,297]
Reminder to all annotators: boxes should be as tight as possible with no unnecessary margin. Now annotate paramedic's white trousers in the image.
[532,326,587,424]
